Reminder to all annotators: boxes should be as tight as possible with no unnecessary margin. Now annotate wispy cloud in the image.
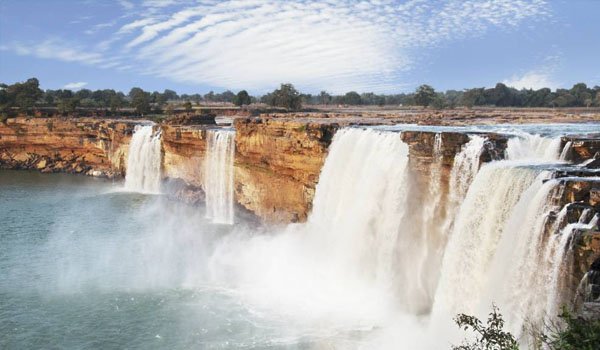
[2,0,552,92]
[503,71,557,90]
[63,82,88,90]
[503,55,561,89]
[118,0,134,10]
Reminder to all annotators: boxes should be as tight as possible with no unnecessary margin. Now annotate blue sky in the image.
[0,0,598,94]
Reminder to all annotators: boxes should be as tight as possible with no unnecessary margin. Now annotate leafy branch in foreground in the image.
[452,304,519,350]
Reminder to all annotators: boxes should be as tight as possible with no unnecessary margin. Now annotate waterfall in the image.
[204,129,235,224]
[446,135,487,216]
[124,125,162,193]
[433,163,542,316]
[431,133,572,341]
[306,127,410,290]
[206,126,592,347]
[209,127,417,322]
[560,141,573,161]
[505,133,562,162]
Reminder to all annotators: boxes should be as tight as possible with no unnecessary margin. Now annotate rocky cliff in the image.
[232,118,337,222]
[0,117,136,176]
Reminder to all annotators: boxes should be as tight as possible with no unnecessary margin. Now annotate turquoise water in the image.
[0,171,335,349]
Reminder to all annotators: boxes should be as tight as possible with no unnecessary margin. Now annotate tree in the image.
[233,90,251,106]
[57,97,80,114]
[452,305,519,350]
[109,93,124,112]
[75,89,92,100]
[129,87,150,115]
[430,93,448,109]
[151,91,167,108]
[5,78,43,113]
[319,91,332,105]
[266,83,302,110]
[570,83,590,106]
[162,89,178,101]
[485,83,519,107]
[183,101,193,112]
[343,91,362,105]
[414,84,436,107]
[203,91,215,102]
[461,88,486,108]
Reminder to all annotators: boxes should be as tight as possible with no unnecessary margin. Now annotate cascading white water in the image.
[208,127,418,324]
[306,128,411,294]
[445,135,487,223]
[560,141,573,161]
[505,133,562,162]
[124,125,162,193]
[204,129,235,224]
[433,163,542,316]
[431,132,571,343]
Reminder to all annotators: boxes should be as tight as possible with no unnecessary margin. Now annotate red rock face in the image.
[232,118,337,223]
[0,117,136,177]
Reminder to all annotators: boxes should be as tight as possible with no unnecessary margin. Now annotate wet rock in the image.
[162,113,216,125]
[36,159,47,169]
[591,189,600,207]
[561,137,600,163]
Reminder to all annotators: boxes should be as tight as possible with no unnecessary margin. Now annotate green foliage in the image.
[414,84,436,107]
[129,87,151,115]
[57,97,80,114]
[343,91,362,105]
[265,83,302,110]
[2,78,599,113]
[431,93,448,109]
[537,308,600,350]
[109,94,125,112]
[183,101,193,112]
[452,305,519,350]
[319,91,332,105]
[0,78,43,113]
[233,90,251,106]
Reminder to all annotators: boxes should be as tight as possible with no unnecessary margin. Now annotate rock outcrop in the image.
[233,118,337,222]
[0,117,136,177]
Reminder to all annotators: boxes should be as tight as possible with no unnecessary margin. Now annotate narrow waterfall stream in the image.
[124,125,162,193]
[204,129,235,224]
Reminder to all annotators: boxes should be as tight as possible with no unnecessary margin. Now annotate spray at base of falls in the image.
[208,128,416,324]
[204,129,235,224]
[33,124,597,349]
[124,125,162,193]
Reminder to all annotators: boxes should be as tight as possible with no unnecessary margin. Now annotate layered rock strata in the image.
[0,117,136,177]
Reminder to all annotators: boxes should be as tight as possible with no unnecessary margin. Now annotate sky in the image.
[0,0,598,95]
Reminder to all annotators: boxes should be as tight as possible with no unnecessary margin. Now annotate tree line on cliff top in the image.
[1,78,599,116]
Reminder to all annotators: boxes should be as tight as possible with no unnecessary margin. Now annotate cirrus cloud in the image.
[3,0,552,93]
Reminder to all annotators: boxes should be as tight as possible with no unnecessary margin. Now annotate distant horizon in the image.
[1,0,599,94]
[2,77,598,97]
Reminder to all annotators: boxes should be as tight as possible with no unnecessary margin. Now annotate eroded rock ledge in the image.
[0,117,136,177]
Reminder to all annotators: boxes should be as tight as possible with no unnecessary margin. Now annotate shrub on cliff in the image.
[452,305,519,350]
[535,308,600,350]
[454,305,600,350]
